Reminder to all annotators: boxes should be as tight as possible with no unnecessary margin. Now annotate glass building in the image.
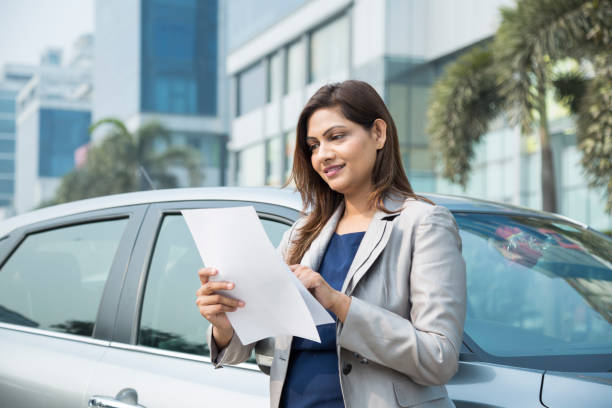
[226,0,612,230]
[38,109,91,177]
[94,0,227,186]
[0,64,36,215]
[14,50,92,214]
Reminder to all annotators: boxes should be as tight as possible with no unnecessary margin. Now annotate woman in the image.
[196,80,466,408]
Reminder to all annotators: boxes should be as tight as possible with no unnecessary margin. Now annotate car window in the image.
[455,213,612,357]
[138,213,290,357]
[0,218,129,336]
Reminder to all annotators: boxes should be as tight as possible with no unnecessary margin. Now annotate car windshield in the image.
[455,213,612,357]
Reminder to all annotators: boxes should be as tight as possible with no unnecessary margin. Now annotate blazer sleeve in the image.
[207,219,299,368]
[337,205,467,385]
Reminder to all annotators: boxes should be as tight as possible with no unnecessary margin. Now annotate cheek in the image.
[310,154,318,170]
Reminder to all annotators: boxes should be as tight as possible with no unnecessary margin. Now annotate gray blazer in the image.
[208,196,467,408]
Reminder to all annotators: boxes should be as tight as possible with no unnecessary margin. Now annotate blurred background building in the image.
[93,0,227,187]
[225,0,512,190]
[14,43,92,213]
[1,0,610,230]
[0,63,36,218]
[224,0,612,230]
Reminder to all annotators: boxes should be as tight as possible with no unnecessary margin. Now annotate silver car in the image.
[0,187,610,408]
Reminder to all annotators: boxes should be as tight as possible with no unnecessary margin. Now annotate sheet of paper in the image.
[182,206,334,345]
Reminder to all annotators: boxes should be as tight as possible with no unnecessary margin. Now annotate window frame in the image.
[0,204,148,343]
[112,200,298,360]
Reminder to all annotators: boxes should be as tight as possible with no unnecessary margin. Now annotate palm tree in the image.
[52,118,203,204]
[428,0,612,213]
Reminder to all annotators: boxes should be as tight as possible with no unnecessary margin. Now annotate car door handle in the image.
[88,396,145,408]
[89,388,145,408]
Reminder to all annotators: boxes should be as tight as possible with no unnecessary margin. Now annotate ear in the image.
[372,118,387,150]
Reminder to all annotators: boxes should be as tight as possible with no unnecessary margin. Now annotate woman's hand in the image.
[196,267,244,348]
[290,264,351,322]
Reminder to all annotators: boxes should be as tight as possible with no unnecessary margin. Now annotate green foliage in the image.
[577,53,612,211]
[51,118,203,205]
[427,47,503,187]
[426,0,612,213]
[552,67,588,114]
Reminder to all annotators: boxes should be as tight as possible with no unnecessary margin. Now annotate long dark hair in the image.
[286,80,430,264]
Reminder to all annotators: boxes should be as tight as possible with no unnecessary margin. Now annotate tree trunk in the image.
[537,95,557,213]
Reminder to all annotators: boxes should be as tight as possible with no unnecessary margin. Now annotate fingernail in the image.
[212,269,218,274]
[238,301,245,307]
[227,283,234,289]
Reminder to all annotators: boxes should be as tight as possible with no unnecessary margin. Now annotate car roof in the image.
[0,187,583,238]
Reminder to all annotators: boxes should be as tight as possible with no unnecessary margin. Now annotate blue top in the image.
[280,231,366,408]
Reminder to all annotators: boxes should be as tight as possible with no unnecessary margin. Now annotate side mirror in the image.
[254,337,275,375]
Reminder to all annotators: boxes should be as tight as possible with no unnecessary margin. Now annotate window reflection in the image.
[456,213,612,357]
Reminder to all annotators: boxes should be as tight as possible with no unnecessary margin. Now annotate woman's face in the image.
[306,107,386,198]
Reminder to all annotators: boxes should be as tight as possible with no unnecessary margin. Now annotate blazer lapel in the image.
[299,204,344,270]
[341,195,405,295]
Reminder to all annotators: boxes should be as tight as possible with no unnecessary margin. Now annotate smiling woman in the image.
[198,80,467,408]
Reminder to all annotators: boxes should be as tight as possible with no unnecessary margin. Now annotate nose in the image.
[315,140,335,162]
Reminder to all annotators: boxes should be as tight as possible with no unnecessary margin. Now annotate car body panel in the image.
[446,361,544,408]
[0,187,609,407]
[0,324,108,408]
[86,344,269,408]
[541,371,612,408]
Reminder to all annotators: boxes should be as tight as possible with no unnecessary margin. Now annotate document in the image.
[182,206,334,345]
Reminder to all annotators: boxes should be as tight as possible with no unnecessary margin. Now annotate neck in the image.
[343,187,376,218]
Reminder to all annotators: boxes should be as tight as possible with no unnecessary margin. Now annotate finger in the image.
[200,304,238,317]
[198,281,235,295]
[197,294,245,308]
[198,267,218,285]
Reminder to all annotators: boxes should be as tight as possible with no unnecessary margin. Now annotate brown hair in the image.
[285,80,431,264]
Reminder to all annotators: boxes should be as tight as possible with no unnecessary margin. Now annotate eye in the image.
[330,133,344,141]
[307,143,319,152]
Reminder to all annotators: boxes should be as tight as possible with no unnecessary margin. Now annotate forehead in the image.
[307,107,352,136]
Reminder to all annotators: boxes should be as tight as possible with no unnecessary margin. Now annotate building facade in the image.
[94,0,227,186]
[14,49,92,214]
[225,0,511,189]
[0,64,37,217]
[226,0,612,230]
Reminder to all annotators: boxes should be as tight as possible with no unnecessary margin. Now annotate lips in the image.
[323,164,345,177]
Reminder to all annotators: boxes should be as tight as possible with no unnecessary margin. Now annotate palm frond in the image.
[427,46,504,187]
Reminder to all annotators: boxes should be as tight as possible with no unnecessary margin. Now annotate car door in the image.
[0,205,147,408]
[85,200,298,408]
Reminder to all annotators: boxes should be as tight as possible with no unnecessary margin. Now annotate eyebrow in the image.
[306,125,348,141]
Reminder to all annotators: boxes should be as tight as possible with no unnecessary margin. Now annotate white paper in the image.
[182,206,334,345]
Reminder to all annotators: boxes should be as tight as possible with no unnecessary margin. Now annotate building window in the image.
[0,178,13,194]
[0,99,16,114]
[267,52,283,103]
[265,137,282,186]
[39,109,91,178]
[0,119,15,133]
[237,61,266,116]
[284,130,296,180]
[0,139,15,153]
[237,142,265,186]
[154,77,198,114]
[286,40,305,94]
[310,15,349,83]
[0,159,14,174]
[141,0,217,115]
